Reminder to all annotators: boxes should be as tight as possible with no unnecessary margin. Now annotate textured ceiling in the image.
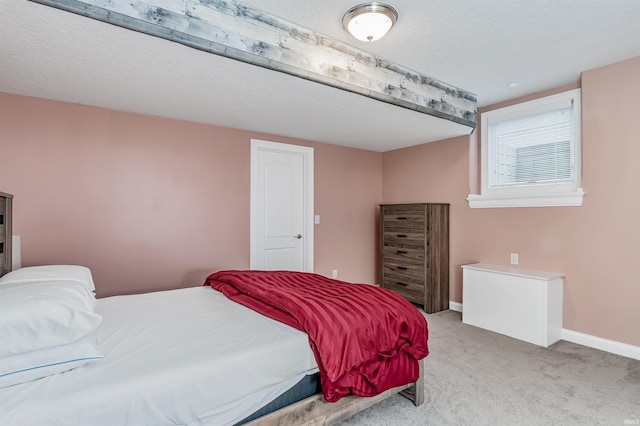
[1,0,639,151]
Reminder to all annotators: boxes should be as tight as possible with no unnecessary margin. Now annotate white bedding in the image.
[0,286,318,425]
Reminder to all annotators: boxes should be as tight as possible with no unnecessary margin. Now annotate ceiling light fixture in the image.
[342,2,398,42]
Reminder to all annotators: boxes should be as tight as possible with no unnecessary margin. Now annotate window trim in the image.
[468,89,584,208]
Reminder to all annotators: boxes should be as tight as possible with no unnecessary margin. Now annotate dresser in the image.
[379,203,449,313]
[0,192,14,277]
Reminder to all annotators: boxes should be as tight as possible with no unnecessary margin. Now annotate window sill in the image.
[467,190,584,208]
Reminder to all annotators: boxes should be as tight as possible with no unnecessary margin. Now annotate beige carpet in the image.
[337,310,640,425]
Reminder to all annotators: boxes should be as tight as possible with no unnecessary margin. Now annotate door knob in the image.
[294,234,302,239]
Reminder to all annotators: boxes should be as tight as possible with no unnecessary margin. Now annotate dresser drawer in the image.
[381,204,425,215]
[382,232,425,249]
[382,264,426,287]
[382,278,424,303]
[383,216,425,233]
[382,246,425,265]
[383,261,425,282]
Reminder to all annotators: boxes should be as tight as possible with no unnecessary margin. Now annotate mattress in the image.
[0,286,318,425]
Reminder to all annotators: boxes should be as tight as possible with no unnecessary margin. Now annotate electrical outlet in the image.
[510,253,519,265]
[331,269,338,279]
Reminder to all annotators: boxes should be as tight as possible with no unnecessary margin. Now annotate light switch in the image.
[314,215,320,224]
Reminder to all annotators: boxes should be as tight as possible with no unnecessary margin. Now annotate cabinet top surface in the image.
[0,192,14,199]
[462,263,564,280]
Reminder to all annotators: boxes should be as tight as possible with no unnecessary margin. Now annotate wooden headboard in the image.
[0,192,13,277]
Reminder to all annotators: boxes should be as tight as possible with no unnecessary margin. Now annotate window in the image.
[468,89,584,208]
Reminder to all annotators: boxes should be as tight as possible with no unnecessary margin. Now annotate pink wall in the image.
[382,134,471,301]
[382,56,640,347]
[2,56,638,347]
[0,93,381,297]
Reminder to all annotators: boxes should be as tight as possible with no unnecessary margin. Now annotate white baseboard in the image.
[449,301,463,312]
[450,300,640,361]
[562,329,640,361]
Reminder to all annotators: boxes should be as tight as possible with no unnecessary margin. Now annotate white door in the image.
[250,139,314,271]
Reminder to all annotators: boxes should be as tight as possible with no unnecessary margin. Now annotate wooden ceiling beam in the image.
[30,0,477,129]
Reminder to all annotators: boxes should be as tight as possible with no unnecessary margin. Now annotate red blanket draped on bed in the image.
[204,270,428,402]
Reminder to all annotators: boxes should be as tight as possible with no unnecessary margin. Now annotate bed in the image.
[0,203,427,425]
[1,282,323,424]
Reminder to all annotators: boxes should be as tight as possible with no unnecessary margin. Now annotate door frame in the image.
[250,139,314,272]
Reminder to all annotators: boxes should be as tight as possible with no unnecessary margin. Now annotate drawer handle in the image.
[0,242,3,254]
[397,266,408,270]
[396,234,407,238]
[396,282,408,287]
[396,250,408,254]
[397,217,408,220]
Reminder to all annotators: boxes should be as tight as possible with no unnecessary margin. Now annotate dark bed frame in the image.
[0,192,13,278]
[246,360,424,425]
[246,360,424,426]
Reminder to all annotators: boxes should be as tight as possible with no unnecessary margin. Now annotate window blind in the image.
[490,102,574,186]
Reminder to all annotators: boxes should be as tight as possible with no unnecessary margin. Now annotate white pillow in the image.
[0,265,96,291]
[0,281,103,357]
[0,337,104,388]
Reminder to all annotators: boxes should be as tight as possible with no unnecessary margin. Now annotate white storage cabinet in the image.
[461,263,564,347]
